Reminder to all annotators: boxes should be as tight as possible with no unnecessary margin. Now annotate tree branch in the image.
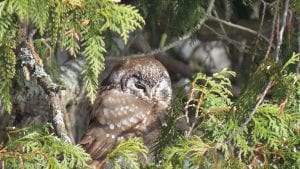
[264,1,279,59]
[275,0,290,61]
[226,80,274,144]
[125,0,216,58]
[17,42,72,143]
[226,0,290,144]
[203,24,250,51]
[208,16,273,47]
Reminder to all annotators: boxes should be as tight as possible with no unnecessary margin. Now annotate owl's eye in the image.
[134,82,146,90]
[134,83,146,90]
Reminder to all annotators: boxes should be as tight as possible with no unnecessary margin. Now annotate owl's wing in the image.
[92,88,153,132]
[80,122,117,160]
[80,88,153,160]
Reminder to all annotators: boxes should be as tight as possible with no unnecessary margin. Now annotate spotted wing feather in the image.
[81,88,153,160]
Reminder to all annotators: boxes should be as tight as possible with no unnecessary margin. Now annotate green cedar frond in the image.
[0,80,13,113]
[29,0,49,35]
[0,14,13,40]
[154,87,185,162]
[0,44,16,113]
[0,0,145,104]
[82,35,106,102]
[186,68,235,118]
[161,136,213,169]
[106,137,148,169]
[0,123,91,169]
[281,52,300,72]
[157,58,300,168]
[61,30,80,57]
[157,69,236,168]
[97,2,145,43]
[12,0,30,21]
[234,58,278,118]
[252,104,291,150]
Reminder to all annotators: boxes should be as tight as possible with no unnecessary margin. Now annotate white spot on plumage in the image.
[129,117,138,123]
[143,118,147,123]
[109,124,115,129]
[103,108,110,117]
[122,119,130,126]
[117,123,122,128]
[111,135,116,139]
[137,112,145,118]
[106,133,110,137]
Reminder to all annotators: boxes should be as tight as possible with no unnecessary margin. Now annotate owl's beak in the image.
[146,87,153,100]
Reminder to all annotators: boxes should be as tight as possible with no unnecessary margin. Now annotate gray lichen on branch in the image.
[18,43,72,143]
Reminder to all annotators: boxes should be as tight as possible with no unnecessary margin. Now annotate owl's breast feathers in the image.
[80,88,165,161]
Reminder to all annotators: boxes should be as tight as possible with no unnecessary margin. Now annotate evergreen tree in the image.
[0,0,300,168]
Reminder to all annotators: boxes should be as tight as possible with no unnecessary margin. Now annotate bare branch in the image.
[275,0,290,61]
[125,0,216,58]
[252,1,267,61]
[203,24,250,51]
[226,0,291,144]
[213,9,228,37]
[264,1,279,59]
[208,16,273,47]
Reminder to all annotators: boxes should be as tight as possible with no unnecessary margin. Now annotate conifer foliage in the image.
[0,0,144,111]
[0,0,145,168]
[0,124,91,169]
[156,54,300,168]
[1,0,300,168]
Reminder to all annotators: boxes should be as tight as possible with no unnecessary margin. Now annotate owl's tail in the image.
[80,124,118,168]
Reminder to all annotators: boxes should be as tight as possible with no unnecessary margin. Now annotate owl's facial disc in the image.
[153,73,172,103]
[125,75,151,100]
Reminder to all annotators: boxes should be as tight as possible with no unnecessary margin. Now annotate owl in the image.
[80,56,172,164]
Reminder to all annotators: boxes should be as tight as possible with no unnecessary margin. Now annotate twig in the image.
[224,0,231,20]
[279,75,299,112]
[28,29,37,43]
[208,16,273,47]
[226,80,273,144]
[225,0,291,144]
[203,24,250,51]
[264,1,279,59]
[125,0,216,58]
[17,42,72,143]
[274,0,290,62]
[252,1,267,61]
[126,34,190,58]
[213,10,228,37]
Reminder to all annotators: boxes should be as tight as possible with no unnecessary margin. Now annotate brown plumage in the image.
[80,57,172,166]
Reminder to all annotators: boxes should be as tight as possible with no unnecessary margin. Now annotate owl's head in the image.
[105,57,172,109]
